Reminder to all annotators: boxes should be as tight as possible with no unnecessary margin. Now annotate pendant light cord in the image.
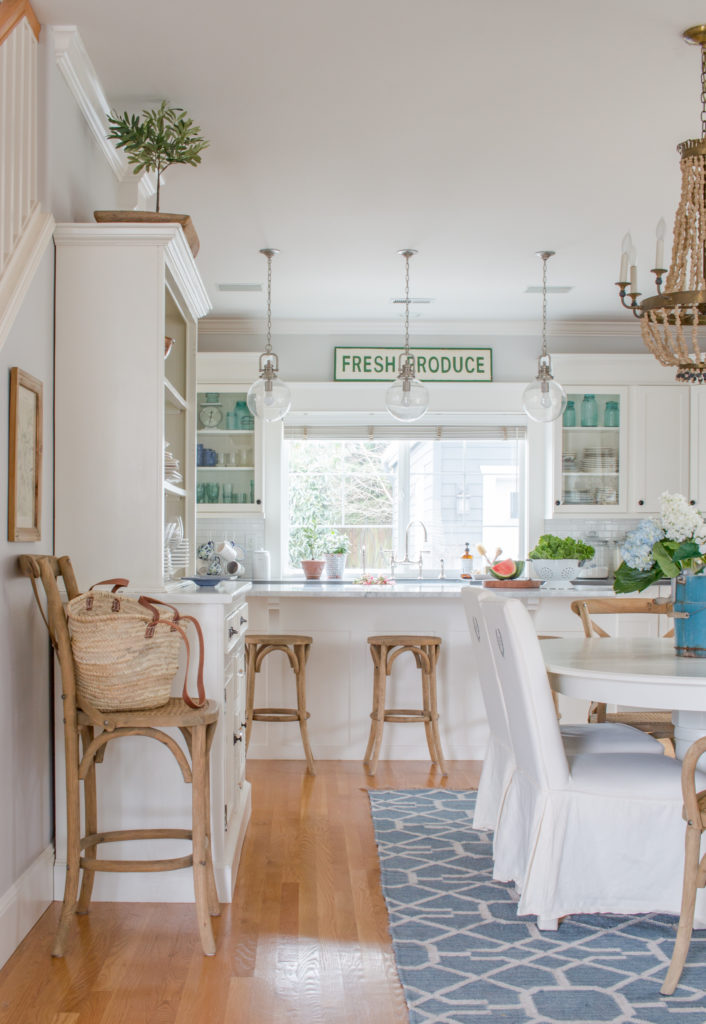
[541,253,548,361]
[404,251,411,361]
[265,252,273,356]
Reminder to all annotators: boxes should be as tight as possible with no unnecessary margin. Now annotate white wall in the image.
[0,27,121,965]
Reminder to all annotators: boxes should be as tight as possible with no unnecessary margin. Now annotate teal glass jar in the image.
[234,399,249,429]
[581,394,598,427]
[563,400,576,427]
[604,401,619,427]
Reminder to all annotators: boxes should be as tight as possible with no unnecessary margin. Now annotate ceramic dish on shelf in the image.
[184,575,237,588]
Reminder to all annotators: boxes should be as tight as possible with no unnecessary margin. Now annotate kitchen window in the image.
[283,424,526,575]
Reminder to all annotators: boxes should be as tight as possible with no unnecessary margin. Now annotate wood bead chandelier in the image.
[617,25,706,383]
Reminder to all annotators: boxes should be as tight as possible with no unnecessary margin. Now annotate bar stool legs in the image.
[364,635,447,777]
[245,634,316,774]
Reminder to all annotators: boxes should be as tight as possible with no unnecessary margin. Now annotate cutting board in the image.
[482,579,542,589]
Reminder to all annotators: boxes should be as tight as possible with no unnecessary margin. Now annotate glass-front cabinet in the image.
[552,388,628,515]
[196,387,262,514]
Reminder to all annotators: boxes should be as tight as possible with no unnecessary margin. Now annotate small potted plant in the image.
[323,532,351,579]
[527,534,595,588]
[96,100,209,256]
[290,522,326,580]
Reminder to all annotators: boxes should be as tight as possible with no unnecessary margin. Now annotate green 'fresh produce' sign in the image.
[333,347,492,382]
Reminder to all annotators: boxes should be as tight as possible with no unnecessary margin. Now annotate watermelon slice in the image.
[488,558,525,580]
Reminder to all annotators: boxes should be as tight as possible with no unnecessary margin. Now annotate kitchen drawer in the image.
[225,601,248,654]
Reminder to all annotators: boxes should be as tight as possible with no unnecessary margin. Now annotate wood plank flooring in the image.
[0,760,481,1024]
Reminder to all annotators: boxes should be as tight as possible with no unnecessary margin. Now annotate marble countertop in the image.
[247,580,656,600]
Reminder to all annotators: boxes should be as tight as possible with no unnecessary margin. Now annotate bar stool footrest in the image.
[252,707,310,723]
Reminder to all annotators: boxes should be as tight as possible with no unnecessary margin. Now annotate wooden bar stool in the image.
[245,634,316,774]
[364,634,447,777]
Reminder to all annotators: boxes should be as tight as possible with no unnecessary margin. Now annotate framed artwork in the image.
[8,367,42,542]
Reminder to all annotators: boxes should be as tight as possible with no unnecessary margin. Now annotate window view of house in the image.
[285,432,525,573]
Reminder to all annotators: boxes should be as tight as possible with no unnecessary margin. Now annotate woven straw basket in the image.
[66,589,182,712]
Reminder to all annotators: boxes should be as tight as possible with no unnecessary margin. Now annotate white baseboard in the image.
[0,845,54,970]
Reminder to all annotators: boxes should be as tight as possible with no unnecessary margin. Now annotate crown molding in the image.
[198,316,642,338]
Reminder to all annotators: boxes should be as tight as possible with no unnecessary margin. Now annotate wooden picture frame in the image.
[8,367,42,541]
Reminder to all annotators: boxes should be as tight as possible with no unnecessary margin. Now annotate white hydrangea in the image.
[657,491,703,543]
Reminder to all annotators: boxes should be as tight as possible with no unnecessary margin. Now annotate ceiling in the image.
[33,0,706,328]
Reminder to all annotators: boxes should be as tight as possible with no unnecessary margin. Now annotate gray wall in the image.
[0,31,120,900]
[198,329,647,383]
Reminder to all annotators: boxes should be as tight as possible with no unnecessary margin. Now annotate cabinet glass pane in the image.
[561,392,621,508]
[196,391,256,508]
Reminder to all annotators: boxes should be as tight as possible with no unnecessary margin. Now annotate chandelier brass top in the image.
[616,25,706,382]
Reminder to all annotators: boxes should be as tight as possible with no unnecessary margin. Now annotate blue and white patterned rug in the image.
[368,788,706,1024]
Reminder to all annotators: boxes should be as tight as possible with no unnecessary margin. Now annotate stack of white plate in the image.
[582,447,617,473]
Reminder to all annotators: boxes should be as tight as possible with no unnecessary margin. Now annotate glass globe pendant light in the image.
[246,248,291,422]
[522,250,567,423]
[385,249,429,422]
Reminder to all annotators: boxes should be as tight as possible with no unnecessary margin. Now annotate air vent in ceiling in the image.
[525,285,573,294]
[217,283,263,292]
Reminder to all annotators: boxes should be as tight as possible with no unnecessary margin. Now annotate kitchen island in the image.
[247,581,672,763]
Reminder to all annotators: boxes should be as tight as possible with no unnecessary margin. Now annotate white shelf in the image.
[197,428,254,437]
[197,466,255,472]
[164,378,187,410]
[562,471,619,477]
[563,426,619,432]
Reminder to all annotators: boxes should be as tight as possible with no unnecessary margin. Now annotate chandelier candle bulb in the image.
[655,218,666,269]
[620,249,628,283]
[630,263,638,293]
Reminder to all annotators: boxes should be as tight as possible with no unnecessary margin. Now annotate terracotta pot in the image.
[301,559,325,580]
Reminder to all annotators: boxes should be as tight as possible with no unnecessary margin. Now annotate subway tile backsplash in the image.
[196,515,265,578]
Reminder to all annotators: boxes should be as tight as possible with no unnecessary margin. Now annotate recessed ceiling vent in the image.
[525,285,572,294]
[217,283,263,292]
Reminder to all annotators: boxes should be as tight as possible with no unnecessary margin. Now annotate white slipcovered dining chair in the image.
[476,591,706,930]
[462,587,664,833]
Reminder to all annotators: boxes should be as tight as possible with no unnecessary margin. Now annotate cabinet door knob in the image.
[638,499,645,506]
[256,498,262,505]
[555,500,561,506]
[690,499,696,506]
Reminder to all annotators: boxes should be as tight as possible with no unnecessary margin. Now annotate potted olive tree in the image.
[323,531,351,579]
[96,101,209,256]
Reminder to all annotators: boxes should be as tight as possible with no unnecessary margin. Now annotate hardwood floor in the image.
[0,760,481,1024]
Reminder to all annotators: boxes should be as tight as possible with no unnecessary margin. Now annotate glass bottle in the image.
[604,400,619,428]
[563,400,576,427]
[581,393,598,427]
[460,542,474,579]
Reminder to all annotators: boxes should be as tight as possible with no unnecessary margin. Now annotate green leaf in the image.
[652,540,681,578]
[613,561,664,593]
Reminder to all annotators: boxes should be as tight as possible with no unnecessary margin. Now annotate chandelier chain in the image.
[702,42,706,139]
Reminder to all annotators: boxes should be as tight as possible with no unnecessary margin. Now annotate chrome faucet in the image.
[390,520,428,578]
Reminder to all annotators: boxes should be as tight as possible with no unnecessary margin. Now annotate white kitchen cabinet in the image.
[196,353,265,517]
[550,388,628,515]
[690,387,706,510]
[549,384,692,518]
[54,222,210,590]
[627,385,690,514]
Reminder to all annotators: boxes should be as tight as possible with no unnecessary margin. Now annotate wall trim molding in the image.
[198,316,643,338]
[0,206,55,352]
[0,844,53,970]
[51,26,128,181]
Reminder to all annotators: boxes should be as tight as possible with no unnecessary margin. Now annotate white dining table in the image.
[540,636,706,760]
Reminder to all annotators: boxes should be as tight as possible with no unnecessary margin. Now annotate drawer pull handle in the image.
[240,616,247,626]
[228,626,238,638]
[233,731,244,744]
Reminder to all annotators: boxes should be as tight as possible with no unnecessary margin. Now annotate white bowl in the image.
[530,559,582,588]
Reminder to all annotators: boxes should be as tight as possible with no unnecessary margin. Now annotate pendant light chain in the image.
[541,252,549,360]
[265,251,273,356]
[404,251,411,361]
[701,42,706,139]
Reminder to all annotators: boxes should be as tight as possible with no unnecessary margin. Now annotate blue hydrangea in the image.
[620,518,664,571]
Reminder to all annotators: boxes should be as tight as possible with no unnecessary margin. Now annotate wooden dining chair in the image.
[570,597,675,749]
[19,554,221,957]
[662,735,706,994]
